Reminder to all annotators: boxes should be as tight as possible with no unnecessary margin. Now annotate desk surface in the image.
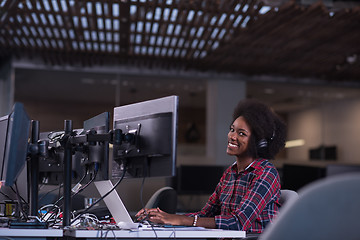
[0,227,246,239]
[0,228,63,237]
[65,227,246,239]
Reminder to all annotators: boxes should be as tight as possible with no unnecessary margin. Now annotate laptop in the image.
[94,180,140,229]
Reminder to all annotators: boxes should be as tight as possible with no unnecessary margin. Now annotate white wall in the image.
[287,98,360,164]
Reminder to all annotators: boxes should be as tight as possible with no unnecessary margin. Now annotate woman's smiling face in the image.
[226,116,251,158]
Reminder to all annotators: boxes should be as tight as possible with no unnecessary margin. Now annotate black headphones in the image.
[257,130,275,150]
[257,138,269,149]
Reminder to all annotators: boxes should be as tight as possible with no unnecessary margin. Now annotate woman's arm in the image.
[136,208,216,228]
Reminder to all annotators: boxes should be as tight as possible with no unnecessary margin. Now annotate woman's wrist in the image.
[175,215,197,226]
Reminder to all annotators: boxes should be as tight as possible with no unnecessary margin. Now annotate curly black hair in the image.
[232,99,287,159]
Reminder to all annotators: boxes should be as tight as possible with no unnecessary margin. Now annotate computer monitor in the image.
[309,145,337,160]
[0,103,31,186]
[282,164,326,191]
[38,112,110,184]
[112,96,178,178]
[0,115,9,184]
[173,165,226,195]
[38,129,83,185]
[79,111,110,181]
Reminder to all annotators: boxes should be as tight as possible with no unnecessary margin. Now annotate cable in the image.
[38,204,61,225]
[71,212,100,229]
[72,165,98,198]
[42,166,95,224]
[139,157,149,211]
[70,161,128,226]
[38,183,63,204]
[47,131,64,143]
[140,173,146,212]
[104,228,118,240]
[0,190,13,201]
[10,186,28,206]
[14,182,29,221]
[50,166,92,209]
[79,165,91,184]
[138,157,160,239]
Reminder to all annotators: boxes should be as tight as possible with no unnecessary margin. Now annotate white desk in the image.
[0,228,63,239]
[64,227,246,239]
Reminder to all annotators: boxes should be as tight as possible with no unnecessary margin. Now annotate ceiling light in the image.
[285,139,305,148]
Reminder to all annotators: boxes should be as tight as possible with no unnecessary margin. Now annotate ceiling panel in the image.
[1,0,360,83]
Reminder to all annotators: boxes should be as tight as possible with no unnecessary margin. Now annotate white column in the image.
[0,60,14,116]
[206,79,246,166]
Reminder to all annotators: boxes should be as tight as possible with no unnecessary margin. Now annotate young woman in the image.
[136,99,287,233]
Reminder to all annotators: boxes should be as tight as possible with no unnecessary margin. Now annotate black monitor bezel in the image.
[0,115,9,183]
[112,96,178,178]
[2,103,31,186]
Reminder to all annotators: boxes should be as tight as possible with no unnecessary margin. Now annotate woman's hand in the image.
[135,208,188,226]
[135,208,152,222]
[136,208,216,228]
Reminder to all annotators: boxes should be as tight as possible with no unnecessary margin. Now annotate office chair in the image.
[258,173,360,240]
[279,189,298,207]
[145,187,178,214]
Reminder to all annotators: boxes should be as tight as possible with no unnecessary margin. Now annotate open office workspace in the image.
[1,0,360,239]
[0,96,246,239]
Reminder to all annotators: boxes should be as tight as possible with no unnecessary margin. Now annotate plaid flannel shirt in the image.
[187,158,281,233]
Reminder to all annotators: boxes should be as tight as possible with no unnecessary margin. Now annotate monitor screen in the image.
[1,103,31,186]
[173,165,226,195]
[309,145,337,160]
[112,96,178,178]
[282,164,326,191]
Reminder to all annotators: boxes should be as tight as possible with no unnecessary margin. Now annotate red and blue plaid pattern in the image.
[188,158,281,233]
